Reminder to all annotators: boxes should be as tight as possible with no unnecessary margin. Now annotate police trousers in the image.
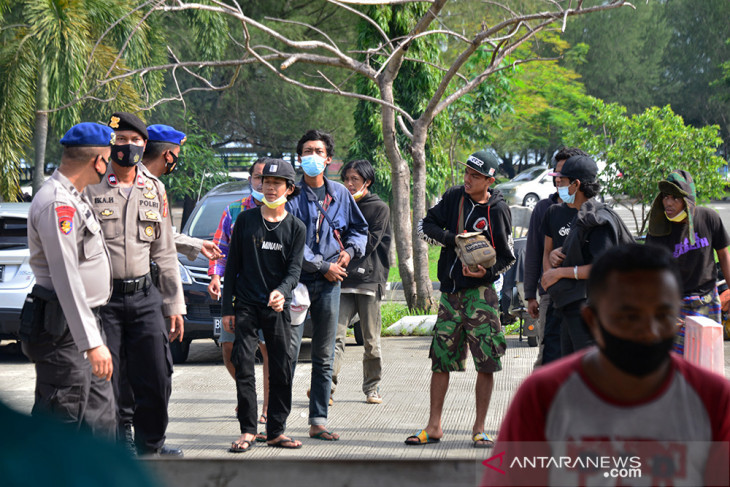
[101,284,173,453]
[21,317,116,439]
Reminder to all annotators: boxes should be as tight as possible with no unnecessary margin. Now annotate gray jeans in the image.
[332,293,383,395]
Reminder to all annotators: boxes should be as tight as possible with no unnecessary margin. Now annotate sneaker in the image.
[366,391,383,404]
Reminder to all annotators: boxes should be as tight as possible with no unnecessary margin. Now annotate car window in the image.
[0,216,28,250]
[186,197,243,239]
[512,166,546,182]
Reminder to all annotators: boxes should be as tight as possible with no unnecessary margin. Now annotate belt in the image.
[112,273,152,295]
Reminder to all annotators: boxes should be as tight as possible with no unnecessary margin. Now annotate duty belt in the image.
[113,273,152,294]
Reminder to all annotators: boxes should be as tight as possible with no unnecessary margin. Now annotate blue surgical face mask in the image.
[250,188,264,202]
[301,154,326,177]
[558,184,575,204]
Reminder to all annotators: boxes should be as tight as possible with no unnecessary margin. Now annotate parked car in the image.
[0,203,35,341]
[171,180,252,363]
[494,165,552,209]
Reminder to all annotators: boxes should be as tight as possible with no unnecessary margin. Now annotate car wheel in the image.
[353,321,364,346]
[528,335,538,347]
[170,339,191,364]
[522,193,539,209]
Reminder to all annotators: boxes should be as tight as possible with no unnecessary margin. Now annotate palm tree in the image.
[0,1,163,201]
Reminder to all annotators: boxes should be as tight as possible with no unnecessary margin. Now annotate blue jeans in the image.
[289,279,340,426]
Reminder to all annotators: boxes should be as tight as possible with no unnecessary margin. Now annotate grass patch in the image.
[380,302,434,336]
[503,322,522,335]
[387,245,441,283]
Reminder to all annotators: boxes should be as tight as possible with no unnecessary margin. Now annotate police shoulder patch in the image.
[55,205,76,235]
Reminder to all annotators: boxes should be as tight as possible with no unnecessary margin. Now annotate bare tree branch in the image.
[264,16,338,50]
[325,0,394,51]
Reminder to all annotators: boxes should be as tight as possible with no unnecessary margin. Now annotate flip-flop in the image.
[310,430,340,441]
[255,432,267,443]
[405,429,440,446]
[267,436,302,449]
[229,439,253,453]
[472,432,494,449]
[258,414,267,424]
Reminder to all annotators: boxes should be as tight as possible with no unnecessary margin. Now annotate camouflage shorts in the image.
[429,285,506,373]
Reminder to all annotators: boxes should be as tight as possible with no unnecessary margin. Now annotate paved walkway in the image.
[2,335,730,486]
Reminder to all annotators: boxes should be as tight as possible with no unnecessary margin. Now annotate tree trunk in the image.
[32,67,49,195]
[410,122,434,311]
[379,84,416,308]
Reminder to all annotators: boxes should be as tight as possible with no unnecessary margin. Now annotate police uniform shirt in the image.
[28,170,112,353]
[84,163,185,317]
[139,165,203,261]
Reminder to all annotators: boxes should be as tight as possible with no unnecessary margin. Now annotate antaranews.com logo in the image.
[477,440,729,486]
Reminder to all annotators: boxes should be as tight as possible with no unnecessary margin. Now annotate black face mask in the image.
[96,156,108,183]
[164,151,178,175]
[111,144,144,167]
[597,319,674,377]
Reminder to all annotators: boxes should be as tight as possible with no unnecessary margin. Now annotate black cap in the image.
[457,150,499,178]
[262,159,296,185]
[550,155,597,182]
[108,112,148,140]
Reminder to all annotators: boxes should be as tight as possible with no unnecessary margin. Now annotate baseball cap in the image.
[147,124,187,145]
[262,159,296,185]
[549,155,598,182]
[60,123,116,147]
[108,112,148,140]
[458,150,499,178]
[290,283,310,326]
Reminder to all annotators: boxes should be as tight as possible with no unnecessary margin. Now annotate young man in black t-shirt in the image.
[541,155,632,356]
[222,160,306,452]
[645,170,730,354]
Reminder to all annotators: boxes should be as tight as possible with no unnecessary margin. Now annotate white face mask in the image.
[351,183,367,201]
[263,193,288,209]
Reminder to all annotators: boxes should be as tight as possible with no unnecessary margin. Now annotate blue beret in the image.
[60,123,116,147]
[147,124,186,145]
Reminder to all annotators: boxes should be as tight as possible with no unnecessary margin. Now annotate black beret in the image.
[108,112,148,140]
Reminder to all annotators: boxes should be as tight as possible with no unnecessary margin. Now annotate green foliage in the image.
[387,245,440,283]
[348,3,452,200]
[489,33,592,167]
[0,0,163,200]
[445,47,513,185]
[564,0,730,156]
[563,1,670,115]
[659,0,730,155]
[565,98,727,234]
[163,119,230,201]
[151,4,356,159]
[380,303,434,336]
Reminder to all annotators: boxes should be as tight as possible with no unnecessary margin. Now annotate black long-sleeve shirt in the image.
[523,192,559,300]
[222,207,305,315]
[418,185,515,293]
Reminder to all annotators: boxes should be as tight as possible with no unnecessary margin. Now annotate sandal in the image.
[405,429,440,446]
[309,430,340,441]
[472,432,494,449]
[267,436,302,449]
[229,439,253,453]
[255,432,267,442]
[258,414,267,424]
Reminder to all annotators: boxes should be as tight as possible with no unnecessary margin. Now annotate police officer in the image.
[142,124,222,261]
[22,122,116,437]
[85,112,185,456]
